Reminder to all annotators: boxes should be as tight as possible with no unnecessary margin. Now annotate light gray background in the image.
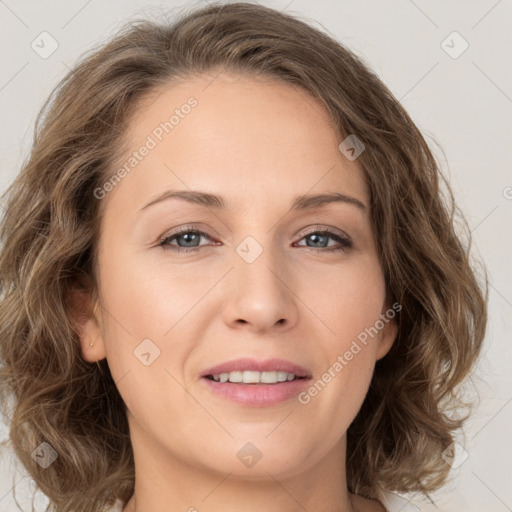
[0,1,511,511]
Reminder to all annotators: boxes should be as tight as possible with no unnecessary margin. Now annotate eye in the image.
[158,227,353,253]
[293,228,353,253]
[158,228,216,253]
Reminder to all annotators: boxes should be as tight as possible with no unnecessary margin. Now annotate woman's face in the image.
[79,71,397,482]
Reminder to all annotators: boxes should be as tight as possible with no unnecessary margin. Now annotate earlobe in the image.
[376,317,398,361]
[67,283,107,363]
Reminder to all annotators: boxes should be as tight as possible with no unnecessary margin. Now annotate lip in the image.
[199,357,312,407]
[201,377,311,407]
[200,357,311,379]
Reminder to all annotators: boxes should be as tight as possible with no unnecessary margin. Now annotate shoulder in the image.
[104,499,125,512]
[377,490,422,512]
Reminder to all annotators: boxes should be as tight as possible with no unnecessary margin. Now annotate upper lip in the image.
[201,358,312,379]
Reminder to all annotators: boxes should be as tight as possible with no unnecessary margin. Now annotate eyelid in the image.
[157,225,215,245]
[299,225,347,238]
[159,223,350,240]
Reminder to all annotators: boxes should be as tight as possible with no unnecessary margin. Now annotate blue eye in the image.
[158,228,214,253]
[158,227,352,253]
[294,230,353,252]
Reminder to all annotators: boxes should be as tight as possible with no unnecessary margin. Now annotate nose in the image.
[221,240,299,335]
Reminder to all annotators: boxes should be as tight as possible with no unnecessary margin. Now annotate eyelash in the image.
[158,227,353,253]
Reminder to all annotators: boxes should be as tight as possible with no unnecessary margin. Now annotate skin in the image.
[71,71,396,512]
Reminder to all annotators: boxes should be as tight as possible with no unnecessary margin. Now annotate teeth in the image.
[211,371,299,384]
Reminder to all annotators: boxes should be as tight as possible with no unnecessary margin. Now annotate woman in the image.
[0,3,487,511]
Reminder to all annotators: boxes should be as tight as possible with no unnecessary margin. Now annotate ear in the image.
[67,276,107,363]
[375,301,399,361]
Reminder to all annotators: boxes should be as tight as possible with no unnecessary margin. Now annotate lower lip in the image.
[201,377,311,407]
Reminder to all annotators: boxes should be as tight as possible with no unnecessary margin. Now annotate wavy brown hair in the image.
[0,2,488,511]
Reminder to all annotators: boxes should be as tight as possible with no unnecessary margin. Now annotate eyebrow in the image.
[139,189,367,212]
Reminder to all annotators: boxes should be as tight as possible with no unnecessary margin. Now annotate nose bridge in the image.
[222,229,298,331]
[228,198,294,289]
[234,231,284,295]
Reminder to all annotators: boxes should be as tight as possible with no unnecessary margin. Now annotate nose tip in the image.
[223,256,298,334]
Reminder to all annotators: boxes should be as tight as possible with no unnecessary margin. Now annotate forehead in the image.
[106,71,368,215]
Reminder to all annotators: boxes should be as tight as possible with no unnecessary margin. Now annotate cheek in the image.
[100,236,211,338]
[299,256,385,412]
[301,316,380,436]
[97,246,194,425]
[305,255,386,344]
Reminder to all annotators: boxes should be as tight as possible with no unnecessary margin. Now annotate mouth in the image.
[203,371,308,384]
[199,358,312,407]
[200,373,311,407]
[200,357,311,381]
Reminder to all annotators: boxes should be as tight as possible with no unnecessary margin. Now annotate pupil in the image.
[180,233,199,247]
[307,234,327,248]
